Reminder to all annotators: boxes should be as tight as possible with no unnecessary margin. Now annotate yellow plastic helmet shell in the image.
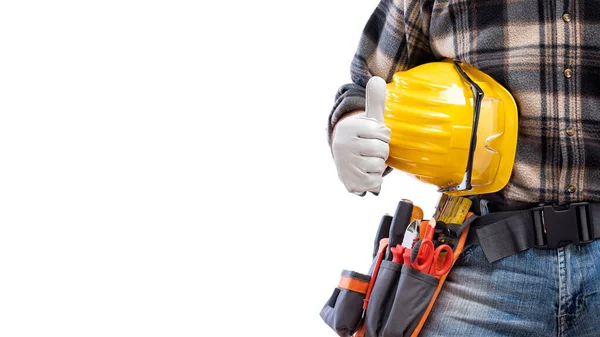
[384,60,518,196]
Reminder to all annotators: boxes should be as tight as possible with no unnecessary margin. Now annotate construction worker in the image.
[328,1,600,336]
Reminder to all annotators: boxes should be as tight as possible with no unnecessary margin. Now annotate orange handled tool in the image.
[412,218,454,276]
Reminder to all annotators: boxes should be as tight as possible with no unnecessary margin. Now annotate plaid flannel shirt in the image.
[329,0,600,210]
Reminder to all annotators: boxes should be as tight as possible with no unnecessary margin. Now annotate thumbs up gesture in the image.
[331,77,391,195]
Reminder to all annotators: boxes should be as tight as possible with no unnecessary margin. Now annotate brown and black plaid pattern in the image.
[329,0,600,210]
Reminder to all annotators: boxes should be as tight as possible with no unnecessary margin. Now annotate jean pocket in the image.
[381,265,439,337]
[364,261,402,337]
[320,270,371,337]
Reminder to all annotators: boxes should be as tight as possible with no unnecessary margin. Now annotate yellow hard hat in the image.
[384,59,518,196]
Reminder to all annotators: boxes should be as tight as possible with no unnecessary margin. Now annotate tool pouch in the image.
[363,260,401,337]
[321,216,472,337]
[380,266,438,337]
[320,270,371,337]
[361,222,472,337]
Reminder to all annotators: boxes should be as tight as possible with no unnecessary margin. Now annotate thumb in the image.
[365,76,387,123]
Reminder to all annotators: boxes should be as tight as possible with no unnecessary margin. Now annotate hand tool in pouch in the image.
[373,214,393,259]
[390,219,419,265]
[411,218,454,276]
[386,199,414,261]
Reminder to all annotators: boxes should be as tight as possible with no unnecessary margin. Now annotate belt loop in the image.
[590,203,600,240]
[578,204,591,242]
[574,202,593,244]
[531,207,545,247]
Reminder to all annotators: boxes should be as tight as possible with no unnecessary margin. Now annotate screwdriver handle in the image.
[386,199,414,260]
[373,214,393,259]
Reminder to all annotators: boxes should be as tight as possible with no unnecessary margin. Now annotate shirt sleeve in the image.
[327,0,436,145]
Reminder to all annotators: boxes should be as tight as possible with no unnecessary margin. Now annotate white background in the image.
[0,1,439,336]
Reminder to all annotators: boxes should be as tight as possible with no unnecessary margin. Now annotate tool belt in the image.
[458,201,600,263]
[319,205,472,337]
[319,200,600,336]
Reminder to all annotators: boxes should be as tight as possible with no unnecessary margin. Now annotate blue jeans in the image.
[420,240,600,337]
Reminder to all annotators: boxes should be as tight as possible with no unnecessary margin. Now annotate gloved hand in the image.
[331,76,391,195]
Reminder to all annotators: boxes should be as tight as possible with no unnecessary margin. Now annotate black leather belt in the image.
[460,202,600,263]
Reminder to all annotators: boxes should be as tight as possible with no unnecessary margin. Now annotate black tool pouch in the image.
[320,270,371,337]
[380,266,438,337]
[363,260,402,337]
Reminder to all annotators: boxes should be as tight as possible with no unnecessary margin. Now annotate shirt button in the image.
[567,184,577,193]
[564,68,573,78]
[566,126,575,136]
[563,13,572,22]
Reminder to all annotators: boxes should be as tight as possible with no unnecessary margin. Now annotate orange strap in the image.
[338,276,370,294]
[409,222,471,337]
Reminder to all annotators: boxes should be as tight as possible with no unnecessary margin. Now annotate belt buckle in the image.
[533,202,593,249]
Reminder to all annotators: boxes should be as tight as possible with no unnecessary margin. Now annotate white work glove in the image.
[331,76,391,195]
